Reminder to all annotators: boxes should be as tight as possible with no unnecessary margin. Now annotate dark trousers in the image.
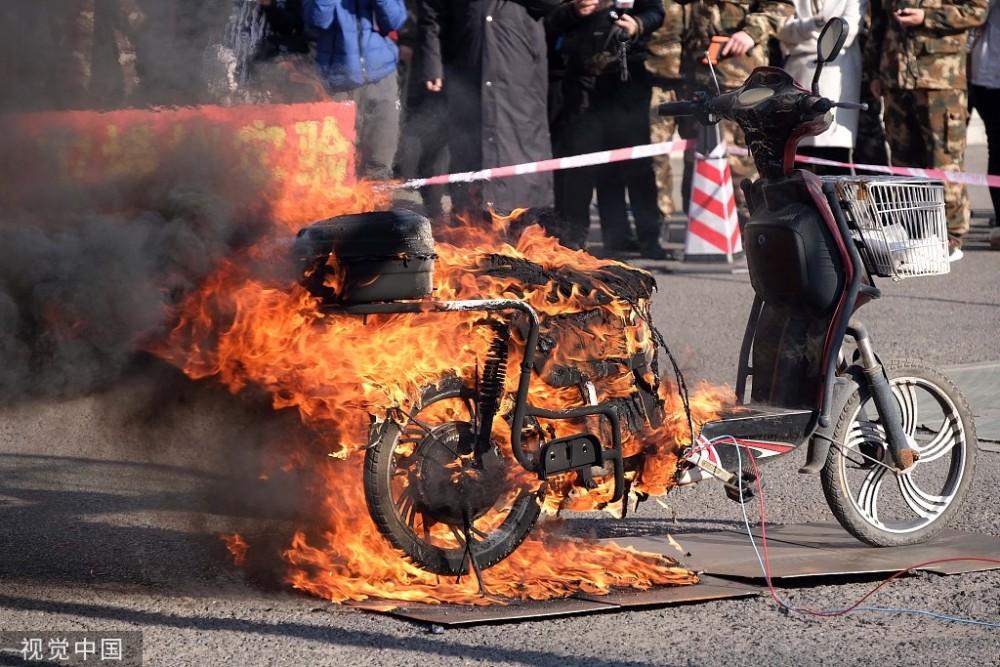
[396,91,449,217]
[883,88,970,241]
[970,83,1000,222]
[797,145,852,176]
[553,66,661,249]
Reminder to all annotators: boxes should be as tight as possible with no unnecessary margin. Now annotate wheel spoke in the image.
[892,380,918,437]
[842,419,893,471]
[394,485,420,529]
[913,418,961,463]
[896,473,951,519]
[404,419,462,459]
[469,523,492,540]
[856,463,887,523]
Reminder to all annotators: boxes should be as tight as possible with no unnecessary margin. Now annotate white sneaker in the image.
[948,242,964,262]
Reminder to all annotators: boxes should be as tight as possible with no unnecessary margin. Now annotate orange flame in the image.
[281,453,697,605]
[221,533,249,567]
[150,182,732,605]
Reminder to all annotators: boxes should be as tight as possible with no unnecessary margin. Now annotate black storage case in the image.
[293,209,436,305]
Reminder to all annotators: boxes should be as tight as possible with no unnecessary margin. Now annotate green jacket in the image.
[677,0,794,90]
[867,0,989,90]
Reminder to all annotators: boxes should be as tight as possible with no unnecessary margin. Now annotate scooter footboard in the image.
[677,406,817,485]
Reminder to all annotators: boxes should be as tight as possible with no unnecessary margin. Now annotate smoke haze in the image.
[0,1,278,403]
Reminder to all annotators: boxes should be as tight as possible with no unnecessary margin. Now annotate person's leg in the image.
[558,163,597,249]
[357,70,400,181]
[971,83,1000,223]
[417,93,449,218]
[329,87,367,179]
[923,88,971,249]
[882,89,922,169]
[614,66,664,256]
[443,78,483,219]
[796,145,852,176]
[625,156,667,257]
[649,86,677,220]
[556,112,599,249]
[885,88,970,253]
[722,119,756,224]
[854,84,890,173]
[595,165,633,251]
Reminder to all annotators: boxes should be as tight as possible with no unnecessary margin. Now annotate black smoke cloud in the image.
[0,186,241,403]
[0,1,275,403]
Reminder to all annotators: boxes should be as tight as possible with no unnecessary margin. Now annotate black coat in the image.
[546,0,665,119]
[420,0,562,213]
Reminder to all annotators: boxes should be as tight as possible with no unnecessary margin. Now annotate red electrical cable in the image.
[734,439,1000,619]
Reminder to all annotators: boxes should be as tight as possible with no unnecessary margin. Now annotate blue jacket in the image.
[303,0,407,91]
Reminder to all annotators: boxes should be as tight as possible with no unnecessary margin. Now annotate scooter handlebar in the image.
[657,100,700,117]
[798,95,833,114]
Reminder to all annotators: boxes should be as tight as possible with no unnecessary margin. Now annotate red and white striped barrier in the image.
[720,146,1000,189]
[395,140,999,191]
[792,154,1000,188]
[395,139,694,190]
[388,139,1000,190]
[685,142,742,262]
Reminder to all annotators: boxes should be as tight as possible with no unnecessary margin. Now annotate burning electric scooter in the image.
[292,18,977,580]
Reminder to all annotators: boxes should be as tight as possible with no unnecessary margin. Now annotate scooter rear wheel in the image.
[364,375,543,576]
[821,360,978,546]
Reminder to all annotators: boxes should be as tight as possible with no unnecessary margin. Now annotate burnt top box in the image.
[294,209,436,305]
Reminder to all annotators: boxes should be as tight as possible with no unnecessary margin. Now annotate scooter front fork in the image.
[847,322,919,470]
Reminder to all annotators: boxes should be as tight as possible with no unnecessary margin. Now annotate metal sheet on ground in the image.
[616,530,919,579]
[679,530,908,579]
[946,362,1000,447]
[574,574,762,607]
[372,596,617,626]
[355,568,759,626]
[371,576,762,626]
[746,522,1000,576]
[350,524,999,624]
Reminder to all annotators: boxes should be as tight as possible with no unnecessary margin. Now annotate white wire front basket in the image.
[825,176,950,280]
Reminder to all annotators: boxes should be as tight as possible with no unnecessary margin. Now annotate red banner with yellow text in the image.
[2,102,357,227]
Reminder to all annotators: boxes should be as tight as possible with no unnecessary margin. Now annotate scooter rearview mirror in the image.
[811,17,849,94]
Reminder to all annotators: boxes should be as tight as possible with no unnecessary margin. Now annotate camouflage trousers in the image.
[649,87,678,219]
[882,88,971,244]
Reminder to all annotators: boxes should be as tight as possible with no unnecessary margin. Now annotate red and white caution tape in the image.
[792,154,1000,188]
[395,139,694,190]
[393,139,999,190]
[724,145,1000,188]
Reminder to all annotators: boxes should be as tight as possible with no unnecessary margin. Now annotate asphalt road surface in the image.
[2,181,999,664]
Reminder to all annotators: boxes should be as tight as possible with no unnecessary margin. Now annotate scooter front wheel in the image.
[821,360,978,546]
[364,375,543,576]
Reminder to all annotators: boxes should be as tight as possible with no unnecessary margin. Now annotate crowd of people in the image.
[32,0,991,261]
[356,0,993,261]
